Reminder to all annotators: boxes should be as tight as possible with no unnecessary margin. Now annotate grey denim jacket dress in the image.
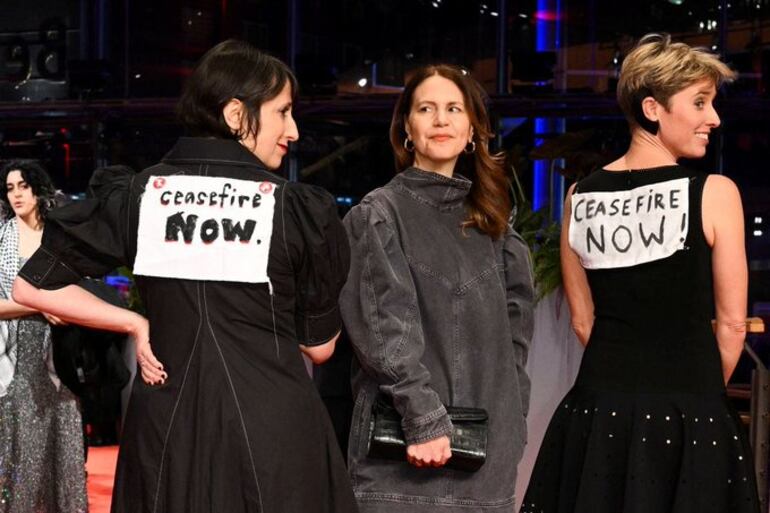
[340,167,535,512]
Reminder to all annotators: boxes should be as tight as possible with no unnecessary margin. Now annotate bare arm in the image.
[703,175,747,383]
[561,184,594,345]
[12,277,167,384]
[0,298,38,320]
[299,331,339,365]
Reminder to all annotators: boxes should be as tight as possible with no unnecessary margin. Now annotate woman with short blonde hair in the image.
[617,33,736,134]
[521,34,760,513]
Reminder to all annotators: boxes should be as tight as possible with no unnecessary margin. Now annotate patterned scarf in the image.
[0,217,59,397]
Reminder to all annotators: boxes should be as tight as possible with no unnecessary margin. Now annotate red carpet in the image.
[86,445,118,513]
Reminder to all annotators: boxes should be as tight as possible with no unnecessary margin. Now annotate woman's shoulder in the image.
[703,173,738,190]
[88,165,137,200]
[281,182,339,219]
[0,215,14,235]
[702,173,742,213]
[348,188,398,224]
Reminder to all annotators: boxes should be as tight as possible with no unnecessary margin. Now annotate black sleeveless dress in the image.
[522,166,759,513]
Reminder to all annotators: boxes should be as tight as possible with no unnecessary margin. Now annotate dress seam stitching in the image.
[151,282,204,513]
[202,282,264,512]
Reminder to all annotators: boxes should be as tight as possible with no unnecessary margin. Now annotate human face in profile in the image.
[405,75,473,177]
[656,79,721,160]
[241,81,299,169]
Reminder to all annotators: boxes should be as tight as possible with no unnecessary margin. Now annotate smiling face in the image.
[405,75,472,177]
[6,170,39,220]
[240,81,299,169]
[655,78,721,159]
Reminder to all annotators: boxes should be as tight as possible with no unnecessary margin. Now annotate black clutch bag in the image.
[367,399,488,472]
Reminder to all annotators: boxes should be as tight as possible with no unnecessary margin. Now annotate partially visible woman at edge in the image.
[12,40,359,512]
[522,34,760,513]
[340,64,535,512]
[0,161,87,513]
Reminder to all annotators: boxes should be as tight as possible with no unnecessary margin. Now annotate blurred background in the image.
[1,0,769,476]
[0,1,767,287]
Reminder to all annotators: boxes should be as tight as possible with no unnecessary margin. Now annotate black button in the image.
[32,274,42,281]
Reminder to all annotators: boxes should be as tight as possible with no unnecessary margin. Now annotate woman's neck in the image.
[605,129,678,171]
[17,212,43,232]
[412,155,456,178]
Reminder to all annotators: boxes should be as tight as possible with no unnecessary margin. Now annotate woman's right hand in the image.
[406,435,452,468]
[129,314,167,385]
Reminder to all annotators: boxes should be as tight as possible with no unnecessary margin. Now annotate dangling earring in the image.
[404,137,415,152]
[464,140,476,154]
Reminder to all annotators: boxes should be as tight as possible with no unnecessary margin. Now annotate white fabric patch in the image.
[134,175,277,283]
[568,177,689,269]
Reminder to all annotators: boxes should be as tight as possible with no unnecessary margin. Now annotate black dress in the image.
[522,166,760,513]
[19,138,359,513]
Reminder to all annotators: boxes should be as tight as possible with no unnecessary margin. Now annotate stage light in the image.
[668,0,683,5]
[490,11,499,16]
[357,78,368,87]
[755,217,763,224]
[754,230,763,237]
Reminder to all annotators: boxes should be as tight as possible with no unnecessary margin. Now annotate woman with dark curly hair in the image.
[0,160,87,513]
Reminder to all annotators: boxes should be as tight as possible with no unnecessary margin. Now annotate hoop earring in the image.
[464,140,476,154]
[403,137,415,152]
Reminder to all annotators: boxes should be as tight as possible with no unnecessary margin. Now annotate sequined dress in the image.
[0,260,87,513]
[522,166,760,513]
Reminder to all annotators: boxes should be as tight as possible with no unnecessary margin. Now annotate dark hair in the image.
[390,64,511,240]
[0,160,57,220]
[177,39,298,140]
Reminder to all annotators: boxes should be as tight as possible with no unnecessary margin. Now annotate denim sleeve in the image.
[503,228,535,417]
[340,200,452,445]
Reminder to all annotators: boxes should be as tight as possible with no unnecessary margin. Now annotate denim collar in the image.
[394,167,471,210]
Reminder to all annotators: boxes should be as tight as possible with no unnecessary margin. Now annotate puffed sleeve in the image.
[339,199,452,446]
[18,166,135,290]
[283,184,350,347]
[503,228,535,417]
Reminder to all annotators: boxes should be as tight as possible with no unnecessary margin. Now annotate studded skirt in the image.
[521,385,759,513]
[521,327,760,513]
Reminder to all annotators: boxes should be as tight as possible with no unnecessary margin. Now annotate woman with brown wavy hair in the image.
[339,64,535,512]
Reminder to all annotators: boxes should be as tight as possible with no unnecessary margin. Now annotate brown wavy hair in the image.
[389,64,511,240]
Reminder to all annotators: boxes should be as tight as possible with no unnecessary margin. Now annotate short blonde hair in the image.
[617,33,736,132]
